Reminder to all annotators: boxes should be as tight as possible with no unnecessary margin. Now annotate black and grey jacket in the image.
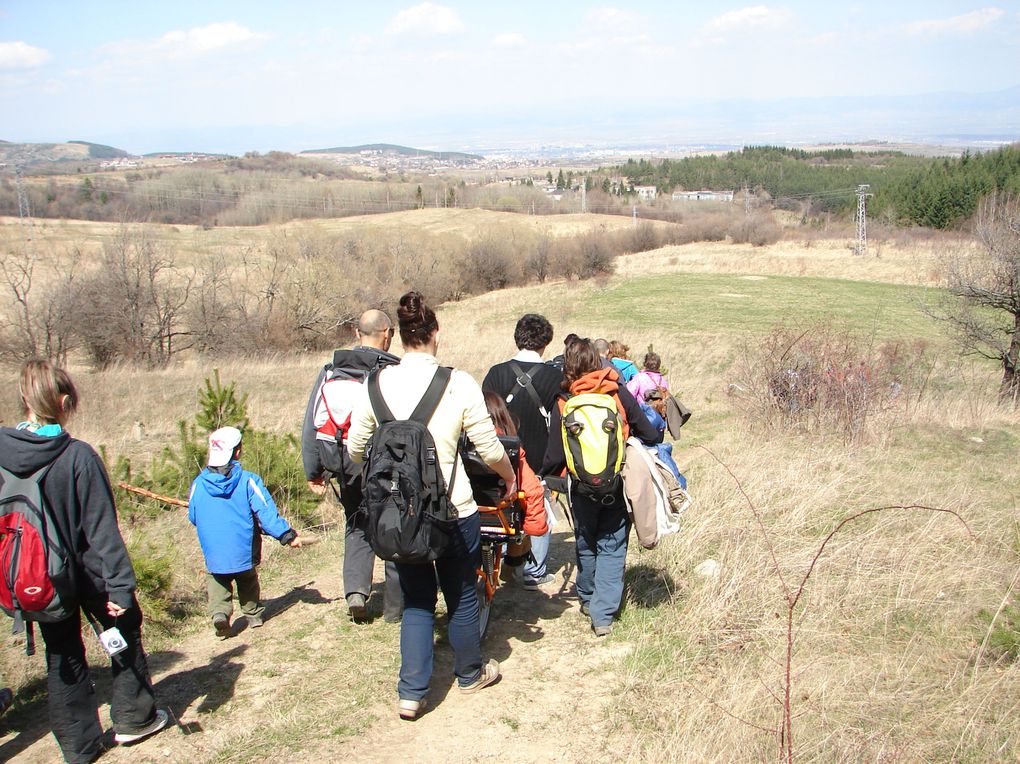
[0,427,137,610]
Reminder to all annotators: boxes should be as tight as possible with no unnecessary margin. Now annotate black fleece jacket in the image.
[0,427,137,609]
[300,345,401,482]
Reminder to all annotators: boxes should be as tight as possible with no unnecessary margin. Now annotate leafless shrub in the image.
[524,235,552,283]
[459,235,522,293]
[75,229,193,368]
[928,193,1020,404]
[0,244,81,365]
[729,325,930,442]
[730,215,783,247]
[627,221,661,253]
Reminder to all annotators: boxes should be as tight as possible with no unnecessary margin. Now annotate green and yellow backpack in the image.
[559,392,626,502]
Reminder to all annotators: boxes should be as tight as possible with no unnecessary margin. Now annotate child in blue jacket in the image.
[188,427,302,637]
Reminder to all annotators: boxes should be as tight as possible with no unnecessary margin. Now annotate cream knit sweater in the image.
[346,352,506,518]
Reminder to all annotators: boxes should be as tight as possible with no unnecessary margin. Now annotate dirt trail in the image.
[2,529,635,763]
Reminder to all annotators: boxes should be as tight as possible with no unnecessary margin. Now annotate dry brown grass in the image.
[613,236,972,287]
[2,211,1018,761]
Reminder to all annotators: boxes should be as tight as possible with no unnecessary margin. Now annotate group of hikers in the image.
[0,290,686,760]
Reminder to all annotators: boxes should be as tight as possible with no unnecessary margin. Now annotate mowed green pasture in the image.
[581,273,938,342]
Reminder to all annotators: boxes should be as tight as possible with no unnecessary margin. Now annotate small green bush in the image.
[978,604,1020,662]
[111,368,316,522]
[128,542,177,624]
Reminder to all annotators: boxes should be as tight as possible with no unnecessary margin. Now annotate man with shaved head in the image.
[302,308,402,622]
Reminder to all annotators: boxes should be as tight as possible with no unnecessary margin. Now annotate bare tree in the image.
[937,193,1020,404]
[0,245,81,365]
[76,228,192,367]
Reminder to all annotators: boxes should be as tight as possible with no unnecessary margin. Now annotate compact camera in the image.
[98,627,128,657]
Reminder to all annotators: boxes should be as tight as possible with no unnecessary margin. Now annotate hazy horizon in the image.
[2,2,1019,155]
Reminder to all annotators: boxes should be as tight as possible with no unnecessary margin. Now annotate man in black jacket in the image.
[482,314,564,589]
[302,309,402,622]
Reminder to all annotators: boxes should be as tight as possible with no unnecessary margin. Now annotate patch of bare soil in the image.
[1,528,633,763]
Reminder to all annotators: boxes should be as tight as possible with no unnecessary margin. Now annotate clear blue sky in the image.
[1,1,1018,153]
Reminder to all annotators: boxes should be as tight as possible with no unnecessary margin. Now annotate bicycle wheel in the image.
[477,540,496,639]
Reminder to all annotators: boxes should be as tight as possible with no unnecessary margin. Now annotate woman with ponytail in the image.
[0,360,167,763]
[348,291,516,720]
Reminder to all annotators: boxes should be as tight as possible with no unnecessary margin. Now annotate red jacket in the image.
[518,444,548,537]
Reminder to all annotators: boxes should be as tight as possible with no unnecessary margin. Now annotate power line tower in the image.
[744,183,751,216]
[854,184,873,256]
[580,176,587,213]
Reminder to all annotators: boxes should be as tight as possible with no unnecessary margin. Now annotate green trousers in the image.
[207,568,263,619]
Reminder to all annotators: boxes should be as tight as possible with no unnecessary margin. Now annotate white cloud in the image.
[0,41,51,69]
[491,32,527,48]
[103,21,267,62]
[161,21,265,54]
[386,3,465,37]
[903,7,1005,35]
[585,7,640,31]
[702,5,794,34]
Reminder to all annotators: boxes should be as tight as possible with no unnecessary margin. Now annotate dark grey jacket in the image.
[0,427,137,609]
[300,345,400,483]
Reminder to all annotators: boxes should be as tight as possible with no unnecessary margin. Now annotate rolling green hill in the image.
[301,142,482,162]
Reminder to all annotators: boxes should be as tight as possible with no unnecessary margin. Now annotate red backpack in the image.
[0,462,76,649]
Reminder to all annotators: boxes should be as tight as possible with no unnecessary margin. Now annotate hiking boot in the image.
[580,602,590,617]
[459,659,501,694]
[593,623,613,637]
[521,573,555,590]
[114,708,169,745]
[247,615,264,628]
[212,613,231,638]
[398,698,425,720]
[0,687,13,716]
[347,593,368,622]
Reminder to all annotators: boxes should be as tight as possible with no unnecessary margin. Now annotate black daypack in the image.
[360,366,459,564]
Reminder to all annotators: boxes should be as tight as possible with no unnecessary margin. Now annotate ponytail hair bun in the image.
[397,291,439,348]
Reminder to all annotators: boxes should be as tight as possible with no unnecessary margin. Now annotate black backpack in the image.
[360,366,460,564]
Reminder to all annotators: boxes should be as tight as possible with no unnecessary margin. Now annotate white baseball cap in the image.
[208,426,242,467]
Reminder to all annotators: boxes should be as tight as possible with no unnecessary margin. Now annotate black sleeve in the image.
[539,366,565,409]
[76,447,137,609]
[540,400,566,479]
[301,366,328,481]
[481,365,497,394]
[620,386,660,446]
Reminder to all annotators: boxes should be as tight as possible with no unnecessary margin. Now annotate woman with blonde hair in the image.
[607,340,638,383]
[0,360,167,763]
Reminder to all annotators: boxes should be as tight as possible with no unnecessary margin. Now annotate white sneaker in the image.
[459,659,501,694]
[114,708,169,745]
[398,698,425,720]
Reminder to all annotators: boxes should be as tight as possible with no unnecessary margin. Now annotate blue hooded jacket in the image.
[188,462,295,574]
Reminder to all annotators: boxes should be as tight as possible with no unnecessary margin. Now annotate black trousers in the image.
[38,595,158,764]
[339,477,402,617]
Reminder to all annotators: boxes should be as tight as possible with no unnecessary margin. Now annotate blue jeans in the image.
[571,492,630,628]
[395,513,483,701]
[523,525,552,579]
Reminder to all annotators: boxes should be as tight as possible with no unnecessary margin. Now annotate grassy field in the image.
[0,209,655,267]
[1,212,1018,762]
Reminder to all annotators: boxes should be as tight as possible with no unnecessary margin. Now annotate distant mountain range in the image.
[0,140,129,165]
[300,143,482,162]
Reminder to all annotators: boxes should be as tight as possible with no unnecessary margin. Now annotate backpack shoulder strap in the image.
[509,362,550,419]
[0,462,55,502]
[366,369,395,424]
[409,366,453,425]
